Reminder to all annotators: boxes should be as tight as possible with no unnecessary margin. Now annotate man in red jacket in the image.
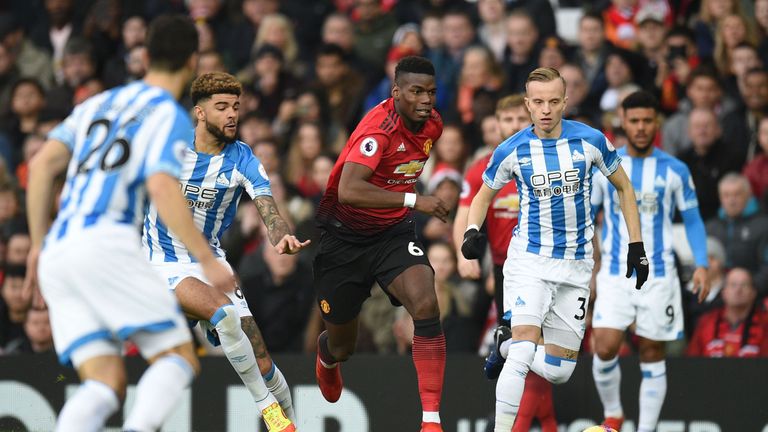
[687,267,768,358]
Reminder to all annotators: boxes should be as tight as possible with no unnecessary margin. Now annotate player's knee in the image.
[594,344,619,361]
[408,295,439,320]
[541,355,576,384]
[211,304,239,338]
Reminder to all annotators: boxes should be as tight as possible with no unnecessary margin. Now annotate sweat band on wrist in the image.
[403,192,417,208]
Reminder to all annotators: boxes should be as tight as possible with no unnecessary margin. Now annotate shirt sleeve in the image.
[590,133,622,177]
[673,163,700,212]
[482,144,516,190]
[47,103,87,151]
[344,134,388,171]
[143,104,194,179]
[591,171,606,219]
[239,152,272,200]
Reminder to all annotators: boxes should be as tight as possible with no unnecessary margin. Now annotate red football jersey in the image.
[316,98,443,238]
[686,307,768,358]
[459,153,519,265]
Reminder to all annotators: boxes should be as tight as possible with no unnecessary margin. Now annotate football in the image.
[582,427,618,432]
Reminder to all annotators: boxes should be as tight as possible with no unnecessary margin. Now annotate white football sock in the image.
[495,341,535,432]
[212,306,277,412]
[123,354,194,431]
[56,380,119,432]
[263,363,295,421]
[592,354,623,418]
[639,360,667,432]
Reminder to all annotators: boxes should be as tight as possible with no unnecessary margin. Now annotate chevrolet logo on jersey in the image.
[493,193,520,211]
[394,160,426,177]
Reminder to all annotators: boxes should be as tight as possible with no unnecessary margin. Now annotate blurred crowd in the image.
[0,0,767,360]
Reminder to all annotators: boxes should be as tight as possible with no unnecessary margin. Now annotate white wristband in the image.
[466,224,480,232]
[403,192,417,208]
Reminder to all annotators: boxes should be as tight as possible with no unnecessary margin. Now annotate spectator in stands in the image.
[662,67,736,156]
[102,15,147,87]
[713,14,758,79]
[15,133,45,190]
[364,46,419,113]
[692,0,744,60]
[685,236,728,334]
[507,0,557,39]
[573,12,611,109]
[722,42,762,102]
[600,49,640,114]
[0,43,21,119]
[658,26,700,113]
[502,10,539,94]
[456,45,504,127]
[284,121,326,198]
[722,67,768,165]
[230,0,280,71]
[17,307,53,354]
[196,49,225,77]
[634,6,667,88]
[311,43,365,133]
[45,37,96,114]
[477,0,507,62]
[743,116,768,206]
[432,9,476,110]
[238,242,314,353]
[240,44,300,121]
[687,268,768,357]
[252,13,303,77]
[0,183,20,227]
[755,0,768,65]
[706,173,768,296]
[0,263,28,353]
[320,12,372,79]
[538,36,568,71]
[0,13,54,89]
[1,78,46,154]
[29,0,79,83]
[82,0,122,68]
[560,63,600,126]
[352,0,399,77]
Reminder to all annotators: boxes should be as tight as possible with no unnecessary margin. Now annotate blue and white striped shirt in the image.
[46,81,192,246]
[483,120,621,260]
[592,147,703,277]
[142,140,271,263]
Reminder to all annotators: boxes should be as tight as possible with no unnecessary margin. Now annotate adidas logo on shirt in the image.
[397,142,406,152]
[216,173,230,186]
[515,296,526,307]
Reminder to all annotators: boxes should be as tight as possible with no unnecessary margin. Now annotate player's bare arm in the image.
[607,165,649,289]
[24,139,72,307]
[461,184,498,260]
[147,172,235,292]
[606,165,643,243]
[338,161,449,221]
[253,195,310,254]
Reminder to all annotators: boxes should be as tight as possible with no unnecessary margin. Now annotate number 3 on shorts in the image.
[574,296,586,320]
[408,241,424,256]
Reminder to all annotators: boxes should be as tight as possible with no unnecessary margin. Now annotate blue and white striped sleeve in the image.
[588,132,621,177]
[47,103,87,151]
[144,104,194,179]
[591,171,606,218]
[482,141,517,190]
[238,149,272,199]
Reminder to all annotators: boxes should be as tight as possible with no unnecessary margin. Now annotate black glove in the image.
[461,227,486,260]
[626,241,649,290]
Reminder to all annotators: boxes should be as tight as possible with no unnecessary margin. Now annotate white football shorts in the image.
[503,243,594,351]
[593,269,684,341]
[150,258,251,318]
[39,226,191,368]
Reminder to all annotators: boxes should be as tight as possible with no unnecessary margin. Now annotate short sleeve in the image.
[591,171,606,207]
[344,134,388,171]
[238,151,272,199]
[47,103,87,151]
[143,104,194,179]
[590,134,621,177]
[482,143,516,190]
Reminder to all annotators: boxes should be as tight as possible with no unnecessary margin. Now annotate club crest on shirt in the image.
[423,138,432,155]
[360,137,378,157]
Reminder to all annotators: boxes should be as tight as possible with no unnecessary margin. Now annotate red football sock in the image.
[412,333,446,412]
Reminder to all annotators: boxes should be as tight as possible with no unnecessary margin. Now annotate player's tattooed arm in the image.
[562,349,579,361]
[253,195,291,246]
